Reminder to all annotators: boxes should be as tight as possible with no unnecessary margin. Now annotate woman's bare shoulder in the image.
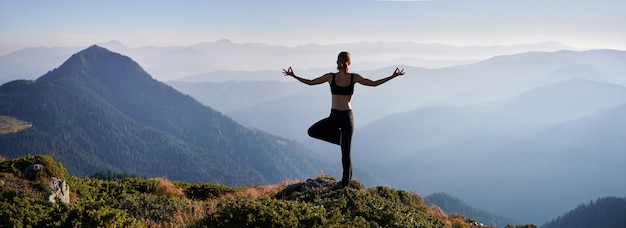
[322,72,334,79]
[310,73,333,84]
[351,73,366,81]
[350,72,363,77]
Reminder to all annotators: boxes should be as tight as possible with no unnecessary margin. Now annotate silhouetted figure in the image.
[283,51,404,189]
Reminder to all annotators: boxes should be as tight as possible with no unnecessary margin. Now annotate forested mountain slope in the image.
[0,45,331,185]
[541,196,626,228]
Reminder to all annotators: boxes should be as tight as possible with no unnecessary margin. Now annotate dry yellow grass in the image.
[429,205,453,227]
[145,178,215,227]
[201,178,303,217]
[145,200,210,228]
[0,115,32,135]
[152,177,186,200]
[222,178,302,201]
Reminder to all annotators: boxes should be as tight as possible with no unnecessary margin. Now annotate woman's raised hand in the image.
[392,68,405,77]
[282,67,295,77]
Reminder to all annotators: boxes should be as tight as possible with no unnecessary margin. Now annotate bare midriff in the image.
[331,94,352,111]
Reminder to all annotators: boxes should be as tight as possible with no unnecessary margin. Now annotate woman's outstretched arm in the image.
[283,67,330,85]
[355,68,405,87]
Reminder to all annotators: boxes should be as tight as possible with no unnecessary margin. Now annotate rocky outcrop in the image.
[47,177,70,204]
[22,163,70,204]
[274,176,363,201]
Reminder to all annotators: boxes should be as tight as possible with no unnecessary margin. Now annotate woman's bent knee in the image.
[307,127,317,138]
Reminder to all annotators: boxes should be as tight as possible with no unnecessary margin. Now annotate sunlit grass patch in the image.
[0,115,32,135]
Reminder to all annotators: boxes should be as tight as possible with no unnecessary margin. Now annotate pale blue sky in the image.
[1,0,625,54]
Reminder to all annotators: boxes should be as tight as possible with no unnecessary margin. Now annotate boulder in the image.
[24,164,44,180]
[47,177,70,204]
[275,176,339,200]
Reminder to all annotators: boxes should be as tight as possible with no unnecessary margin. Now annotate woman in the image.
[282,51,405,189]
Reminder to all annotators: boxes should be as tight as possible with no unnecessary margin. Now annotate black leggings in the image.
[308,109,354,186]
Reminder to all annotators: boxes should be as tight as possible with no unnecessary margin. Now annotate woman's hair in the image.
[337,51,351,71]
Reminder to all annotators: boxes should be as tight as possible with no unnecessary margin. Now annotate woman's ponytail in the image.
[337,62,345,71]
[336,51,351,71]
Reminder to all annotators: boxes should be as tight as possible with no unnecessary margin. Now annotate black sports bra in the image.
[330,73,354,95]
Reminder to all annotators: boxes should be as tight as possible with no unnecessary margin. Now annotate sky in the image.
[1,0,625,55]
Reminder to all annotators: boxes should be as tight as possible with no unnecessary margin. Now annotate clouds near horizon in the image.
[1,0,624,54]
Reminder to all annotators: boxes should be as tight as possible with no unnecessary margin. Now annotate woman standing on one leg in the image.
[283,51,405,189]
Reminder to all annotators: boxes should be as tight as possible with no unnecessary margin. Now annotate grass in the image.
[0,115,32,135]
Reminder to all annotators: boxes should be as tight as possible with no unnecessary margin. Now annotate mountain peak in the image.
[100,40,126,47]
[39,45,151,85]
[80,44,111,55]
[77,45,129,61]
[215,38,233,44]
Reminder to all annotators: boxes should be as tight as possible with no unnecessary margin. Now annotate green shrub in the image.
[175,181,235,200]
[505,225,537,228]
[90,170,139,180]
[117,193,189,223]
[0,191,67,228]
[368,186,428,212]
[202,197,327,227]
[81,205,143,228]
[68,176,158,203]
[199,187,446,228]
[312,188,443,227]
[0,155,68,179]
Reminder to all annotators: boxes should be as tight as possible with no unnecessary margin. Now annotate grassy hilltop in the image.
[0,155,537,228]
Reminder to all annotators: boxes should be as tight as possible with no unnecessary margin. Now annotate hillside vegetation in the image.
[0,155,512,228]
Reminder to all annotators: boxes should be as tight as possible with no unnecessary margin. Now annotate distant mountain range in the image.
[166,80,306,113]
[172,49,626,225]
[0,46,334,186]
[352,64,626,224]
[224,50,626,140]
[355,78,626,165]
[356,81,625,224]
[0,39,575,84]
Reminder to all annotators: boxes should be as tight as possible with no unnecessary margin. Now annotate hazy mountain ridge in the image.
[227,49,626,140]
[373,103,626,225]
[424,192,518,228]
[0,40,576,84]
[0,46,83,84]
[541,196,626,228]
[0,46,333,185]
[361,79,626,223]
[166,80,306,113]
